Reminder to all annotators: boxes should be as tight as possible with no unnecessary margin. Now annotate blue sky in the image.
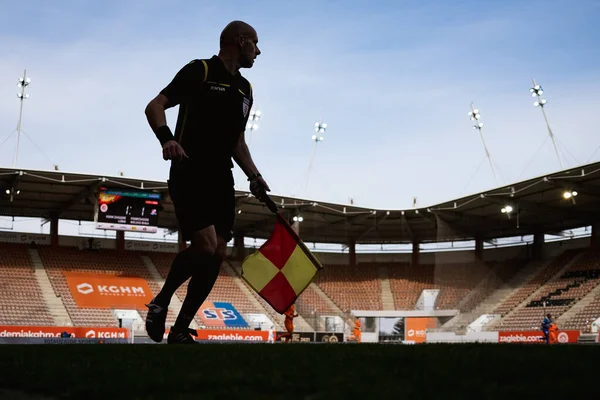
[1,0,600,212]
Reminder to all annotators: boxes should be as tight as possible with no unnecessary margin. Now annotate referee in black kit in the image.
[144,21,271,344]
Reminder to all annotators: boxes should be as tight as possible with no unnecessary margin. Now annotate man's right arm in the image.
[145,94,184,160]
[144,93,170,134]
[145,61,203,159]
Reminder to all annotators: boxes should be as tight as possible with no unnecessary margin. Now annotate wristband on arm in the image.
[155,125,175,146]
[247,172,262,182]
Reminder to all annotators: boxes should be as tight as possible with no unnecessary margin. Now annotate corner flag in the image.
[241,212,324,314]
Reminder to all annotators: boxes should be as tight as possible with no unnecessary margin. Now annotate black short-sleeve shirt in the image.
[160,55,254,170]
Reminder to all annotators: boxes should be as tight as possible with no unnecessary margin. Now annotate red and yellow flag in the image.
[241,213,323,314]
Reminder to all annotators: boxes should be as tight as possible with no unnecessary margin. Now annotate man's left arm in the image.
[233,131,259,179]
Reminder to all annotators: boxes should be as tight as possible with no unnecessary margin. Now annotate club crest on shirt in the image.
[243,97,250,118]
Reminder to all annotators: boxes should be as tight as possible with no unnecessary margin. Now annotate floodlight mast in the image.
[245,109,261,144]
[13,69,31,166]
[468,103,498,185]
[303,120,327,193]
[530,79,563,169]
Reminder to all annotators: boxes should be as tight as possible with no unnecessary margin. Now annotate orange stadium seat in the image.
[383,260,523,312]
[0,244,54,326]
[314,264,383,312]
[388,263,433,309]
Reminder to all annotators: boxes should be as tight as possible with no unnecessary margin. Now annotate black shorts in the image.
[168,161,236,243]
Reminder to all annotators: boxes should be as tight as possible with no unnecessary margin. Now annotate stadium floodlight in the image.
[315,122,327,132]
[313,121,327,142]
[501,205,513,214]
[304,120,328,193]
[5,187,21,203]
[530,79,563,169]
[245,109,262,149]
[17,77,31,88]
[12,69,31,167]
[468,103,498,186]
[246,109,261,132]
[563,190,578,200]
[293,215,304,222]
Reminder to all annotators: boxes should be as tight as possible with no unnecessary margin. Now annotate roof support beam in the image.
[315,210,374,229]
[430,210,484,241]
[433,209,536,240]
[418,210,437,229]
[401,213,414,242]
[355,211,388,241]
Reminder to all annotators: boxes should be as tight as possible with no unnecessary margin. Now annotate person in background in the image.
[541,314,552,344]
[548,320,559,344]
[282,304,298,343]
[268,326,275,344]
[353,317,362,343]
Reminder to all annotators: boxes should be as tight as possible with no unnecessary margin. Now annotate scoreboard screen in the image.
[95,188,161,233]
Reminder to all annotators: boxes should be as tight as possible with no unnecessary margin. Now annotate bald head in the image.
[219,20,261,69]
[220,21,256,49]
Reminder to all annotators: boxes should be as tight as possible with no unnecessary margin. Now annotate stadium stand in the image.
[431,262,484,310]
[456,259,527,314]
[226,261,289,331]
[314,264,383,311]
[145,251,206,328]
[2,162,600,346]
[2,240,599,338]
[387,262,428,310]
[149,254,283,330]
[205,263,266,329]
[383,260,524,312]
[0,244,54,326]
[37,246,155,327]
[497,249,600,331]
[295,283,342,330]
[561,290,600,332]
[493,249,583,317]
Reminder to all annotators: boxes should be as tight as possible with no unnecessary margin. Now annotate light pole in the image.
[303,121,327,193]
[468,103,498,185]
[246,109,261,144]
[13,70,31,166]
[530,79,563,169]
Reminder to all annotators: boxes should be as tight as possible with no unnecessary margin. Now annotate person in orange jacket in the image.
[282,304,298,343]
[548,321,559,344]
[353,318,362,343]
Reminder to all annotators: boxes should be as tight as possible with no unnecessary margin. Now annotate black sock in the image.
[173,255,222,330]
[154,248,199,307]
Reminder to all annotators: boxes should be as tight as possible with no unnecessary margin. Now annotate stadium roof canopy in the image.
[1,162,600,245]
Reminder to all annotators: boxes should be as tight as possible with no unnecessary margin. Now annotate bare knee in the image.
[189,226,218,256]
